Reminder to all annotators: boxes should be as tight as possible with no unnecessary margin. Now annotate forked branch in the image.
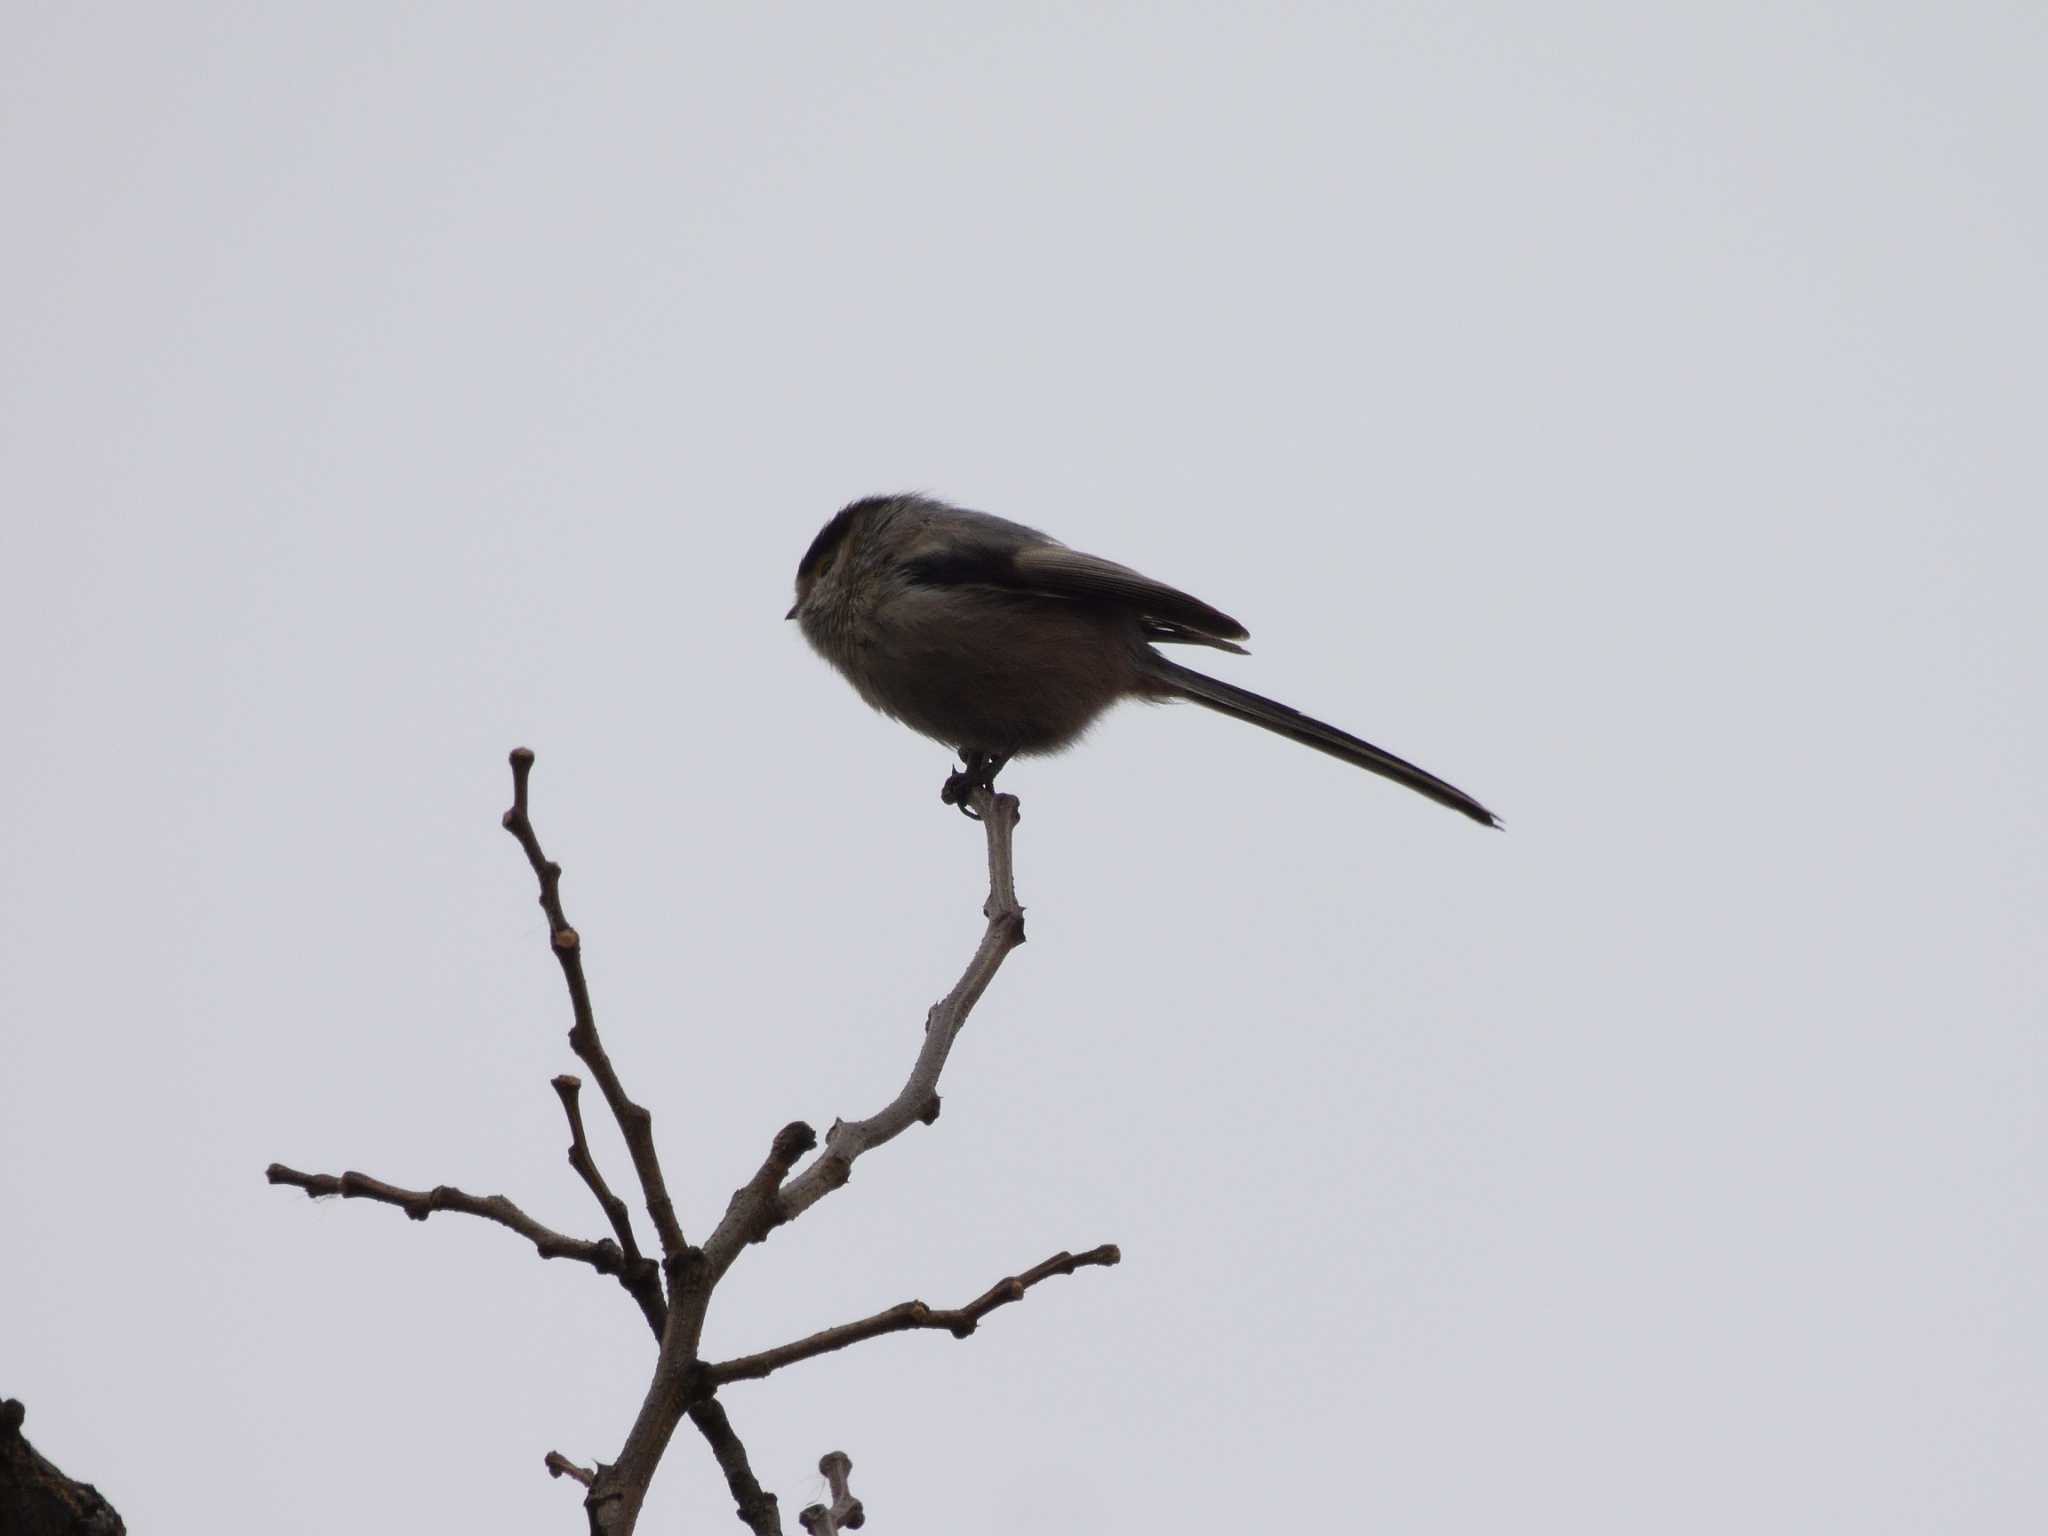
[269,759,1115,1536]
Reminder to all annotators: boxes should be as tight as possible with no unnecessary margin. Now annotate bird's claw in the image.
[940,750,1009,818]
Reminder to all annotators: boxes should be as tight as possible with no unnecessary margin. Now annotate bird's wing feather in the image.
[1007,546,1247,640]
[1143,620,1250,655]
[891,504,1249,641]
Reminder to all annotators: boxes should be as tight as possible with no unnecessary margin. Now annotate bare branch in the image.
[265,1162,628,1274]
[545,1450,598,1488]
[704,786,1026,1274]
[689,1401,783,1536]
[503,747,687,1264]
[710,1243,1121,1387]
[552,1074,645,1263]
[554,1074,666,1337]
[266,759,1106,1536]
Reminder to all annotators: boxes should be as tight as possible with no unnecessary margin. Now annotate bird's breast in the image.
[836,586,1142,756]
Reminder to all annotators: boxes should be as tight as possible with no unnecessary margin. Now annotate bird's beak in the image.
[784,604,798,620]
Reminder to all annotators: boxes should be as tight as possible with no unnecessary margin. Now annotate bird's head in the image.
[787,496,898,621]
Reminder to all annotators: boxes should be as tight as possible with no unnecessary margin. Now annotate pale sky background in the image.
[3,4,2043,1532]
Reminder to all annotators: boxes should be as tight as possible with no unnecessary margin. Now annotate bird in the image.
[788,493,1497,826]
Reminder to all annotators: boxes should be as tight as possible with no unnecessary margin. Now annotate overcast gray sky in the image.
[4,4,2043,1532]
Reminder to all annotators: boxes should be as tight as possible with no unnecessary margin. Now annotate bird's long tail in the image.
[1140,653,1499,827]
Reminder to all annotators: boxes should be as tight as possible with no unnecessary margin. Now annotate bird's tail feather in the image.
[1141,654,1499,827]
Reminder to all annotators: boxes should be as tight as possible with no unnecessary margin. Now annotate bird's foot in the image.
[940,750,1011,819]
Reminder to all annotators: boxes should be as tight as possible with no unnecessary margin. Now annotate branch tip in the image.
[772,1120,820,1166]
[507,746,535,818]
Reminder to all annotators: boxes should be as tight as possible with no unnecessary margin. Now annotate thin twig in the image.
[545,1451,598,1487]
[553,1074,646,1264]
[265,1163,625,1273]
[503,747,687,1265]
[710,1244,1121,1386]
[555,1073,667,1337]
[701,785,1026,1274]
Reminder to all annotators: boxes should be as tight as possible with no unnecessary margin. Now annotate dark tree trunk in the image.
[0,1400,126,1536]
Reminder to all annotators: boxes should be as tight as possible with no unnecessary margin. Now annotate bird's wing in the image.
[893,505,1249,642]
[1008,545,1248,641]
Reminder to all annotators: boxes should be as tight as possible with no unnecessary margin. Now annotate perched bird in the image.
[789,494,1497,826]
